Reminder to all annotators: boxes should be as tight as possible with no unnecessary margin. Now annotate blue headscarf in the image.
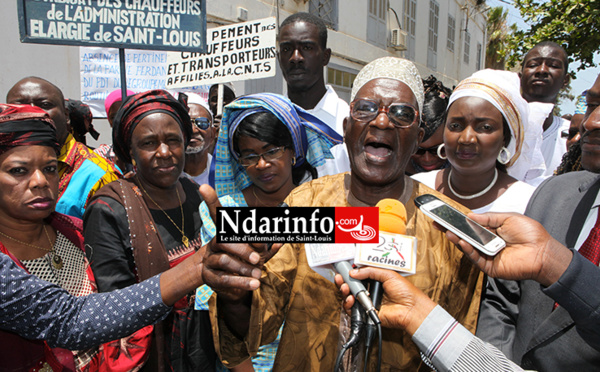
[212,93,342,197]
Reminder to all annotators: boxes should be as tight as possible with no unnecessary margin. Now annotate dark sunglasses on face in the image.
[239,146,287,168]
[415,144,442,156]
[350,99,419,128]
[192,117,213,130]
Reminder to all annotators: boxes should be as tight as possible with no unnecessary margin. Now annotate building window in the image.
[403,0,417,60]
[476,42,482,70]
[463,31,470,64]
[309,0,338,30]
[367,0,388,48]
[327,67,357,102]
[447,15,455,52]
[427,0,439,69]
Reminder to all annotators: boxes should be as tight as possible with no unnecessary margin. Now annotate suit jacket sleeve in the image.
[475,175,557,359]
[543,251,600,351]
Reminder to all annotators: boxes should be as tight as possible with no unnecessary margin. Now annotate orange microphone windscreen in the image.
[376,199,407,234]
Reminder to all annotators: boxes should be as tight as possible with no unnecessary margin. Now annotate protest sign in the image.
[166,17,276,89]
[18,0,207,52]
[80,47,209,117]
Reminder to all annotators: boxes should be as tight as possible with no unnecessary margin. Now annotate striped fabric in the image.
[451,338,526,372]
[213,93,342,198]
[415,306,526,372]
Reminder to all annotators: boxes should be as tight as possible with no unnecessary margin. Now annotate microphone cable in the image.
[363,280,383,372]
[334,302,365,371]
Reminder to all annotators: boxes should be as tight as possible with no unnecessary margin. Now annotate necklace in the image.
[447,168,498,200]
[0,225,63,270]
[137,179,189,247]
[251,186,282,207]
[252,186,268,207]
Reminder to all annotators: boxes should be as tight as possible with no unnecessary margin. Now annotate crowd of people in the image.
[0,10,599,372]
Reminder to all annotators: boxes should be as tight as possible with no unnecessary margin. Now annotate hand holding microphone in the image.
[335,267,437,336]
[330,199,414,371]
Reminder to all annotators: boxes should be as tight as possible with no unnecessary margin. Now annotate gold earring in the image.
[132,159,137,167]
[291,157,296,166]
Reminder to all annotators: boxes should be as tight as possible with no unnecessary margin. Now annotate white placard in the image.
[166,17,277,89]
[79,47,209,117]
[355,232,417,275]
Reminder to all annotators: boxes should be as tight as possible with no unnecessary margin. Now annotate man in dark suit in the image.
[476,73,600,371]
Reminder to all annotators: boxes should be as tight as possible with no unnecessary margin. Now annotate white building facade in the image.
[0,1,487,145]
[205,0,488,102]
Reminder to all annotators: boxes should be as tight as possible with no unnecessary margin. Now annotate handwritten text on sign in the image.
[166,17,276,88]
[79,47,209,117]
[17,0,207,52]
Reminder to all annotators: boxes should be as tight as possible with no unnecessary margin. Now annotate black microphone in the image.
[365,199,409,351]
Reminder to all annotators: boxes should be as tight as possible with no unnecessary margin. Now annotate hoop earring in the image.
[436,144,447,160]
[497,147,511,165]
[291,157,296,166]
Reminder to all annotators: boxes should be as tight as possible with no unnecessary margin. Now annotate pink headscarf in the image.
[104,89,135,116]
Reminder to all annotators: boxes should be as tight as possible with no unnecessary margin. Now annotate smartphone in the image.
[414,194,506,256]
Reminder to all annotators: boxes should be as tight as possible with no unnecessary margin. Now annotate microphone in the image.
[369,199,408,309]
[354,199,417,276]
[333,260,380,324]
[365,200,408,351]
[333,200,408,323]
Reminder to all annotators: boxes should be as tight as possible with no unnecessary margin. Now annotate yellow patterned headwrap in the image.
[449,69,553,182]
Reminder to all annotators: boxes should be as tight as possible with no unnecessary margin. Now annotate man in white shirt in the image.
[278,12,349,136]
[519,41,570,178]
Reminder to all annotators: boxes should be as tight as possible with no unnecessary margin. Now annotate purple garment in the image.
[0,252,170,349]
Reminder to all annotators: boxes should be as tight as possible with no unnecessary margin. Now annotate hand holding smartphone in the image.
[414,194,506,256]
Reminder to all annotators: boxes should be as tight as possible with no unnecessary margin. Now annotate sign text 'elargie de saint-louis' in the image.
[17,0,207,52]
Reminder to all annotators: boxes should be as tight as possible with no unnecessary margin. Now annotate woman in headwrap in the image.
[412,69,554,213]
[196,92,341,372]
[405,75,452,175]
[83,90,216,371]
[0,104,103,371]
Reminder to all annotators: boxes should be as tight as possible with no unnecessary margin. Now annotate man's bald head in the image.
[7,77,70,145]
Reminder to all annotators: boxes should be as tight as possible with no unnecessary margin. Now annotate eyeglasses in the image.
[192,117,213,130]
[239,146,287,167]
[415,144,442,156]
[350,99,419,128]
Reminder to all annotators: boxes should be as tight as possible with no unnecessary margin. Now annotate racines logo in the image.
[216,206,379,244]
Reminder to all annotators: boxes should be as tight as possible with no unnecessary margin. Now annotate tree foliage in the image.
[486,6,517,70]
[506,0,599,75]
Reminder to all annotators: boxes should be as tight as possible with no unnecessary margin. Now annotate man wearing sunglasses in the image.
[183,94,215,187]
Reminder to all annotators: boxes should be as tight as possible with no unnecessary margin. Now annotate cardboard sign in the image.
[166,17,276,88]
[79,47,209,117]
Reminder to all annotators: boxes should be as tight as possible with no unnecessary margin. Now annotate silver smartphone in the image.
[414,194,506,256]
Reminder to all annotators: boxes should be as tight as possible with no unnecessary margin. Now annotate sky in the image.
[487,0,599,114]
